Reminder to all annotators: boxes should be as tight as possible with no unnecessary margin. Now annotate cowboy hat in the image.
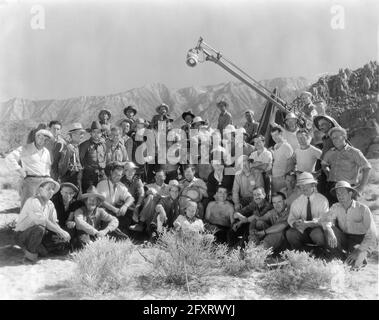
[156,103,169,113]
[35,178,60,195]
[296,172,317,186]
[192,116,206,125]
[330,181,359,198]
[98,109,112,119]
[35,129,54,140]
[80,186,105,202]
[123,105,137,116]
[60,182,79,194]
[182,110,195,121]
[86,121,102,132]
[67,123,86,133]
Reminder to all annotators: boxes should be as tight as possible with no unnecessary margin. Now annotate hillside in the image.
[0,77,309,153]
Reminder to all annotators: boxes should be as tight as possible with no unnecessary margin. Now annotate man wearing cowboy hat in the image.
[79,121,107,194]
[73,186,120,249]
[98,109,112,140]
[286,172,329,251]
[123,105,137,123]
[14,178,71,262]
[150,103,170,130]
[321,126,372,204]
[320,181,377,268]
[56,123,86,187]
[216,99,233,134]
[181,110,195,139]
[6,128,54,208]
[243,110,259,144]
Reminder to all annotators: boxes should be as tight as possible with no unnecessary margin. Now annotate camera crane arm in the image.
[186,37,307,122]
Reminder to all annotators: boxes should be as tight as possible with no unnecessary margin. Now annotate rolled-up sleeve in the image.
[100,209,119,232]
[74,209,98,236]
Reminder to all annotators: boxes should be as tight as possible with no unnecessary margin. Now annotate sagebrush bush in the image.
[151,230,226,285]
[261,250,349,294]
[71,237,140,295]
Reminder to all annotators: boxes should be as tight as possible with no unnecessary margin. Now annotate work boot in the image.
[23,249,38,263]
[36,244,49,257]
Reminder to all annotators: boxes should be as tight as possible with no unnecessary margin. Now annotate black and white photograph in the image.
[0,0,378,302]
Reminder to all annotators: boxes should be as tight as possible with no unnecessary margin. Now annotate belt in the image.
[25,175,50,179]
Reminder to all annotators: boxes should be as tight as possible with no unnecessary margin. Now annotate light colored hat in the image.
[192,116,206,125]
[296,172,317,186]
[156,103,169,113]
[224,124,236,133]
[60,182,79,194]
[330,181,359,198]
[68,123,86,133]
[301,91,313,98]
[134,118,146,126]
[168,179,181,191]
[328,126,347,138]
[80,186,105,202]
[35,178,60,195]
[285,112,298,121]
[124,161,138,171]
[35,129,54,140]
[245,109,254,115]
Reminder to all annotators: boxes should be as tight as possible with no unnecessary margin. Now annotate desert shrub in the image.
[70,237,140,295]
[151,230,226,285]
[261,250,349,294]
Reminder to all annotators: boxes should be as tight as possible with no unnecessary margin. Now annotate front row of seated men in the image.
[14,163,377,269]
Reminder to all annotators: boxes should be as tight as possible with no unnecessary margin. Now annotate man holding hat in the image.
[79,121,107,194]
[216,99,233,134]
[72,186,120,249]
[321,127,372,204]
[6,128,54,208]
[320,181,377,268]
[56,123,85,187]
[150,103,170,130]
[286,172,329,251]
[14,178,71,262]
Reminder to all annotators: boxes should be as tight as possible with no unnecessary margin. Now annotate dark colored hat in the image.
[123,105,137,116]
[86,121,102,132]
[98,109,112,119]
[182,110,195,121]
[60,182,79,194]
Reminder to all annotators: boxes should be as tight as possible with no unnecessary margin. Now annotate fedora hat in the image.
[86,121,102,132]
[182,110,195,121]
[156,103,169,113]
[80,186,105,202]
[330,181,359,198]
[98,109,112,119]
[35,129,54,140]
[123,105,137,116]
[192,116,206,125]
[68,123,86,133]
[35,178,60,195]
[296,172,317,186]
[60,182,79,194]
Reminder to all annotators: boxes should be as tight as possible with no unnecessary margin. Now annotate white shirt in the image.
[6,143,51,176]
[174,215,204,233]
[288,192,329,227]
[295,145,322,173]
[15,197,57,232]
[250,148,273,171]
[272,141,293,178]
[282,129,300,151]
[97,179,132,205]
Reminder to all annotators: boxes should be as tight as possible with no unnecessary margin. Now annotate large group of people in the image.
[6,94,377,269]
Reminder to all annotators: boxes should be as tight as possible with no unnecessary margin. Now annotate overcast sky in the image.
[0,0,378,101]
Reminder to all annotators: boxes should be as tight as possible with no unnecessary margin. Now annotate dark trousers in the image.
[286,227,326,251]
[325,181,338,205]
[227,224,250,248]
[327,226,365,260]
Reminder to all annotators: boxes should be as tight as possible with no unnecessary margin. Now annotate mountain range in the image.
[0,77,309,130]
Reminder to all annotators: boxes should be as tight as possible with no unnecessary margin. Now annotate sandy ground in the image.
[0,159,378,300]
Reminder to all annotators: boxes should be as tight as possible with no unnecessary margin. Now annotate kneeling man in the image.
[321,181,377,268]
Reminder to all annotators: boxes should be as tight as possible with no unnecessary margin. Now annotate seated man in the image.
[280,171,302,207]
[73,186,121,249]
[130,169,170,232]
[229,187,272,247]
[14,178,71,262]
[204,186,234,243]
[149,180,181,241]
[97,161,135,229]
[321,181,378,269]
[249,192,290,255]
[286,172,329,251]
[51,182,82,240]
[174,200,205,234]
